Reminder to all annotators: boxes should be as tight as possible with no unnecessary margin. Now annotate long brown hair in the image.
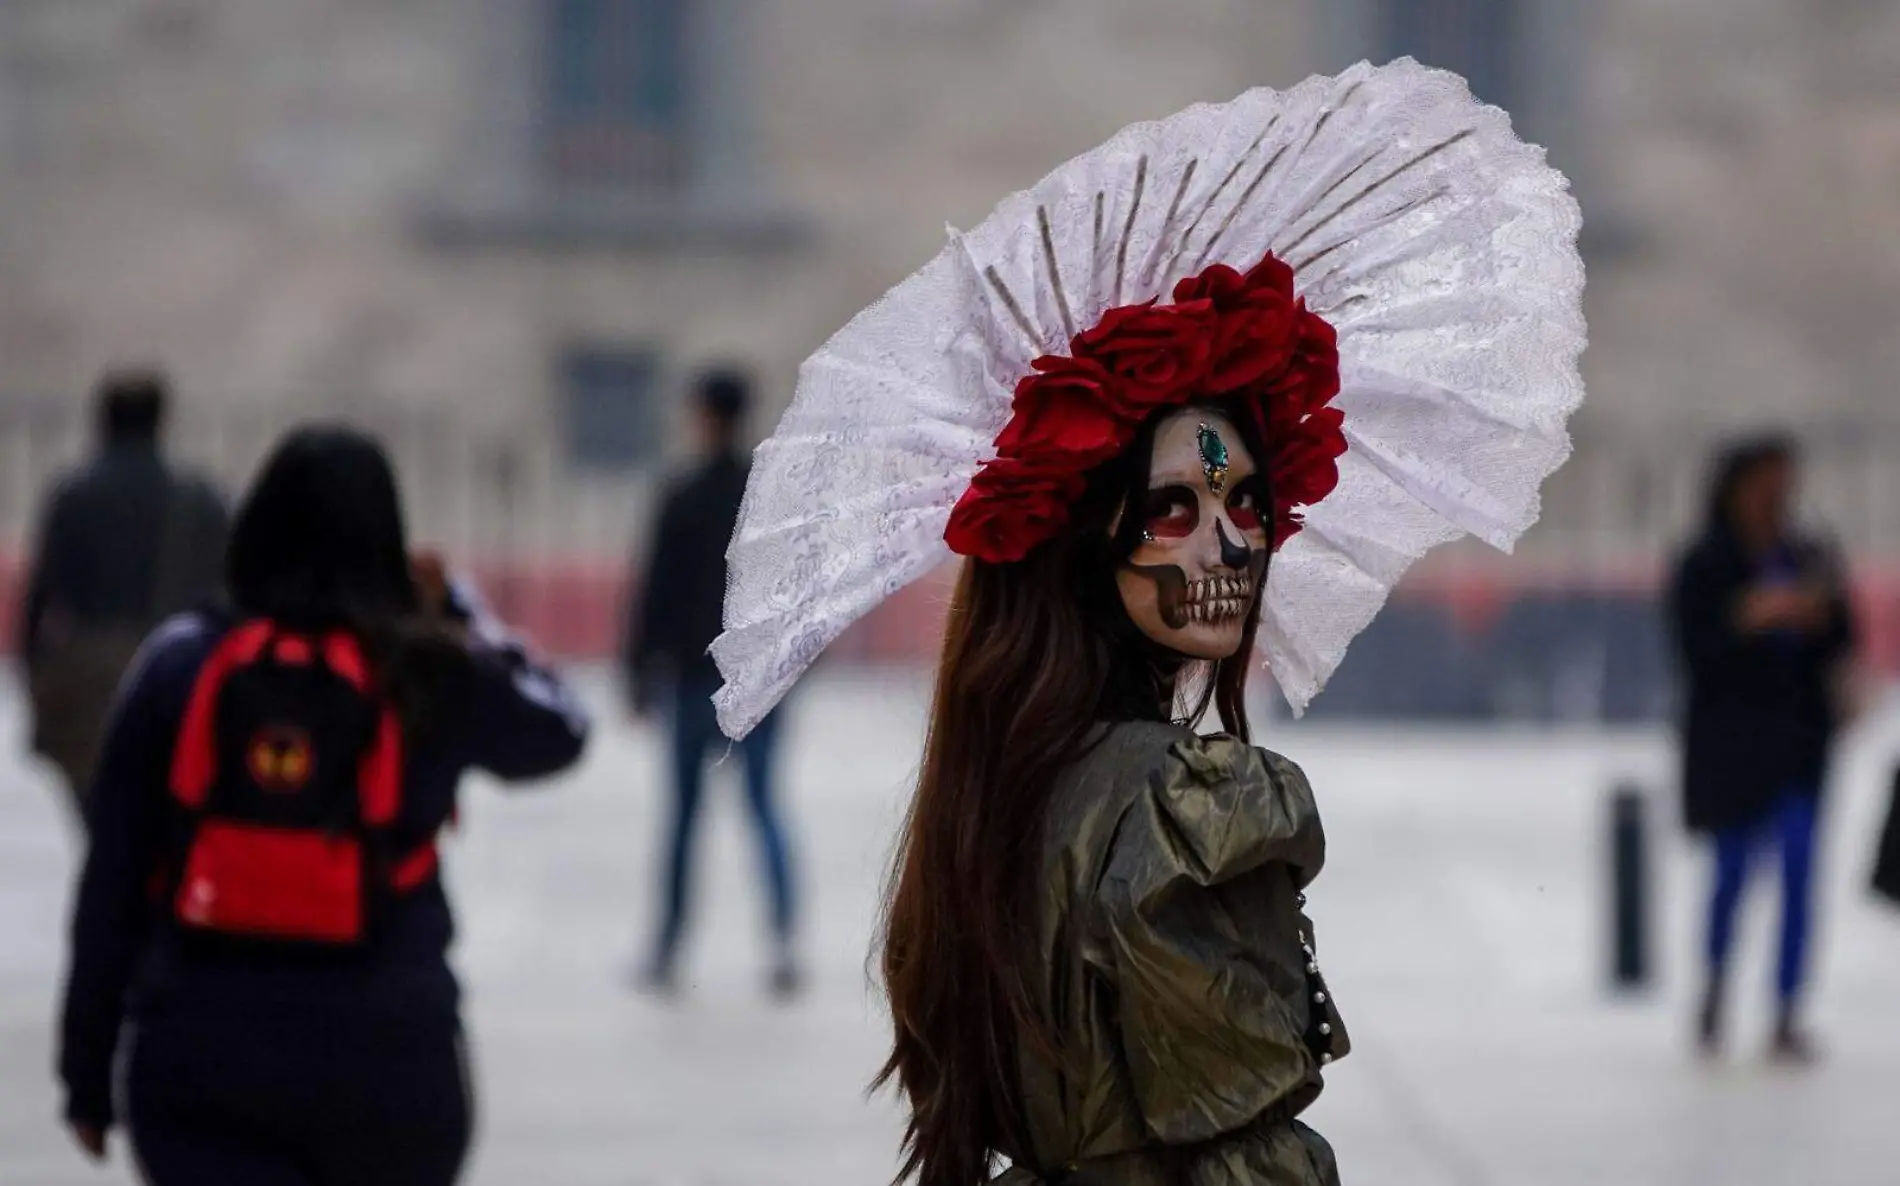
[227,425,473,739]
[874,405,1268,1185]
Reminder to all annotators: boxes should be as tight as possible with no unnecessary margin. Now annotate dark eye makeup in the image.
[1227,475,1268,532]
[1141,485,1199,539]
[1142,475,1270,541]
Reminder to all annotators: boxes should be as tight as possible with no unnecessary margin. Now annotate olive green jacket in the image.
[999,720,1348,1185]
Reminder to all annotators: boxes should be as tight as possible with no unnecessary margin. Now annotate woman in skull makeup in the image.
[708,62,1585,1186]
[875,370,1350,1186]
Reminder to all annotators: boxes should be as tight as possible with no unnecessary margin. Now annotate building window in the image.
[544,0,690,190]
[422,0,809,247]
[1382,0,1516,109]
[560,345,662,470]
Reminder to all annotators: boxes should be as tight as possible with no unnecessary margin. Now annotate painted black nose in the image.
[1216,518,1252,570]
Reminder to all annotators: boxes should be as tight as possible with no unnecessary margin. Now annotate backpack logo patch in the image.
[246,725,314,792]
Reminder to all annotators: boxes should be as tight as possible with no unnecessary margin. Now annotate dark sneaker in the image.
[769,961,804,1001]
[1769,1023,1820,1067]
[633,956,678,997]
[1695,986,1723,1059]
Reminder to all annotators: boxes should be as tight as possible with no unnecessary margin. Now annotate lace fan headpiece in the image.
[713,59,1586,739]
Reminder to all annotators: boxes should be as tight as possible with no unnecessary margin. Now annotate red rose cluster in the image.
[944,252,1347,564]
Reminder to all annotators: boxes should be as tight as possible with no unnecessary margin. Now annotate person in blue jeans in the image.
[623,367,799,996]
[1668,435,1856,1062]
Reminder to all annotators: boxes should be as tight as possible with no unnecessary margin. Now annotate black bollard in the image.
[1610,784,1650,989]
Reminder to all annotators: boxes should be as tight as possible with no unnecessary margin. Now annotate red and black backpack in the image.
[164,620,437,947]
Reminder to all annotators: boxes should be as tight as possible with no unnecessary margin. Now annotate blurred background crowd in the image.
[1,0,1899,720]
[7,2,1900,1184]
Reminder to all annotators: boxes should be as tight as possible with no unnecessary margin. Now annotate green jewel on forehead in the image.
[1197,422,1229,496]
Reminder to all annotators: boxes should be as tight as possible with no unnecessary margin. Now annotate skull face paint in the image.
[1115,409,1271,661]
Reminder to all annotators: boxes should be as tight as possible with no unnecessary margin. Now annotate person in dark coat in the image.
[623,366,799,996]
[57,426,589,1183]
[1872,768,1900,908]
[21,371,229,822]
[1667,435,1857,1061]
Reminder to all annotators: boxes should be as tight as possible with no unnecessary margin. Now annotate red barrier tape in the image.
[1,554,1897,672]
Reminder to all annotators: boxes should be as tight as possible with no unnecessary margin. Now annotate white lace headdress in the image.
[712,58,1586,739]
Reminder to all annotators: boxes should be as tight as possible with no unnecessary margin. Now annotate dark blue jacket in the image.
[1668,527,1856,834]
[622,450,748,699]
[58,612,589,1127]
[20,443,228,664]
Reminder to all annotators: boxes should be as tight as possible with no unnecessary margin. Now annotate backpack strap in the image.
[169,620,276,809]
[391,842,439,891]
[317,632,405,827]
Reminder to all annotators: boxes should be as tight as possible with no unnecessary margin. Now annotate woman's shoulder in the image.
[98,612,228,736]
[1061,722,1323,887]
[1082,720,1310,794]
[125,612,225,686]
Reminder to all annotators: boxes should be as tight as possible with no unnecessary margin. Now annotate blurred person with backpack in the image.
[1669,435,1858,1063]
[622,366,800,996]
[57,426,589,1184]
[20,371,229,825]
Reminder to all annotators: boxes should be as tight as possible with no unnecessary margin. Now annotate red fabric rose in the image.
[1272,508,1307,552]
[1241,253,1298,299]
[1174,256,1303,394]
[1259,404,1347,550]
[1230,292,1345,552]
[1172,254,1295,310]
[942,248,1348,563]
[943,456,1087,564]
[1267,305,1340,409]
[1173,262,1246,306]
[1272,408,1347,502]
[993,356,1128,465]
[1071,300,1216,409]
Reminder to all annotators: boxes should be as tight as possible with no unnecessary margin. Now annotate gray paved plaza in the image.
[4,669,1899,1185]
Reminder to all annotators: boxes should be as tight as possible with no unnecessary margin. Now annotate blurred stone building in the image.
[4,0,1900,577]
[0,0,1320,558]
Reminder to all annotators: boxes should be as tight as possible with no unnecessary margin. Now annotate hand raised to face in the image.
[411,551,451,617]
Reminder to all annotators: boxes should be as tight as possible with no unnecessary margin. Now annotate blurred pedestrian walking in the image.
[1668,434,1858,1062]
[20,371,228,825]
[623,366,799,996]
[1872,766,1900,908]
[57,426,589,1184]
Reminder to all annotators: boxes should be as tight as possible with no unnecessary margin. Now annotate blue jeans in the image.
[652,674,794,966]
[1707,790,1819,1007]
